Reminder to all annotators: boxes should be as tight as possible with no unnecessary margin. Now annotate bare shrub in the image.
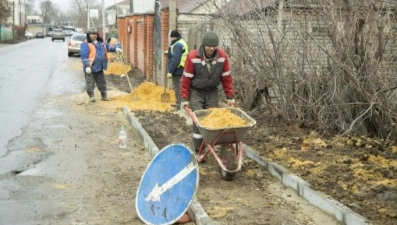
[13,25,26,39]
[202,0,397,139]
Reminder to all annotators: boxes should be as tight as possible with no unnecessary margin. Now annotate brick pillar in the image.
[118,17,127,59]
[118,11,171,83]
[125,15,134,64]
[162,10,170,86]
[145,14,154,81]
[133,15,140,71]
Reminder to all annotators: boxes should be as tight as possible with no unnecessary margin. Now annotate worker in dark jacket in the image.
[80,29,122,102]
[180,31,235,152]
[167,30,188,110]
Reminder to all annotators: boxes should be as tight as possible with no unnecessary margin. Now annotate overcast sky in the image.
[35,0,125,11]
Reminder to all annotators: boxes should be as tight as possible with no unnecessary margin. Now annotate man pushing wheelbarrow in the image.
[181,31,257,181]
[180,31,236,153]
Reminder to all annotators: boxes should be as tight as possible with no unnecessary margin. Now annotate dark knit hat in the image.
[202,31,219,46]
[170,30,181,38]
[88,28,98,34]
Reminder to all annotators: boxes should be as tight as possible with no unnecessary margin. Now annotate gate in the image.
[0,25,13,41]
[152,0,163,85]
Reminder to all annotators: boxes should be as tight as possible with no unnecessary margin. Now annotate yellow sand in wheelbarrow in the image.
[185,107,256,180]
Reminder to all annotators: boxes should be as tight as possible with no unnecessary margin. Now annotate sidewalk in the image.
[0,39,25,48]
[0,43,12,48]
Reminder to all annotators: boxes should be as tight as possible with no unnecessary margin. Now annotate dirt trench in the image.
[104,67,397,225]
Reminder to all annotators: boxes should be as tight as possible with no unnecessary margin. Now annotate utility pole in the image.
[130,0,133,13]
[86,1,90,30]
[277,0,284,40]
[102,0,106,40]
[13,1,15,25]
[169,0,177,35]
[168,0,177,88]
[19,0,21,26]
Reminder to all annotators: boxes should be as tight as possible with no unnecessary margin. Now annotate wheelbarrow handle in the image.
[184,106,200,127]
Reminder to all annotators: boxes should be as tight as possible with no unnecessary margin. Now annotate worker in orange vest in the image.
[80,28,122,102]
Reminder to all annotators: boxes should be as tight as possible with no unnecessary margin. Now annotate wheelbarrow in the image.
[185,106,256,180]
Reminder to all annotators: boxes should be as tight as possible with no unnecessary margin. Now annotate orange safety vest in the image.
[87,42,109,66]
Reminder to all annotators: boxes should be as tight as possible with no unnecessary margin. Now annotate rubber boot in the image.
[101,92,110,101]
[88,91,96,102]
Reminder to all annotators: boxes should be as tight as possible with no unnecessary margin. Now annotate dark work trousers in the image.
[85,70,107,95]
[172,75,182,108]
[189,88,219,151]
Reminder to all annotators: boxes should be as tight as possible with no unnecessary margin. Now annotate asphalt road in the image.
[0,39,151,224]
[0,39,83,156]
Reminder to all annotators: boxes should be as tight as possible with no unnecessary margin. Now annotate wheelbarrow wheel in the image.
[219,145,237,181]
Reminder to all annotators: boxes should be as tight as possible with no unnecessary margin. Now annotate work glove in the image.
[227,99,235,107]
[181,101,189,108]
[163,51,168,56]
[116,48,122,54]
[167,73,172,78]
[85,67,91,74]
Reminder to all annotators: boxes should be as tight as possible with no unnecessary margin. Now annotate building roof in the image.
[106,0,130,10]
[159,0,207,13]
[115,0,130,6]
[216,0,274,16]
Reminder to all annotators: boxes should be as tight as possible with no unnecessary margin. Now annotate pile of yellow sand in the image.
[111,81,176,111]
[104,62,131,75]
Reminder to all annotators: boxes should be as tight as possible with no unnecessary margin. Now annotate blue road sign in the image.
[136,143,199,225]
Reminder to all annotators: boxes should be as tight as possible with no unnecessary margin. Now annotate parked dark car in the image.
[35,32,45,38]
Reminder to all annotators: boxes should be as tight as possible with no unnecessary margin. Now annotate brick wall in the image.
[118,17,126,60]
[119,13,161,82]
[160,11,169,86]
[145,15,154,81]
[118,10,218,85]
[130,16,138,67]
[136,17,145,76]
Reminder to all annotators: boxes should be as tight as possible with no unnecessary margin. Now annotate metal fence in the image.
[0,25,14,41]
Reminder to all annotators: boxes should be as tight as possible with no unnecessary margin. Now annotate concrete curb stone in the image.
[242,143,372,225]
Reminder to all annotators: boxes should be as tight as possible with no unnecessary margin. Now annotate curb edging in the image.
[242,144,372,225]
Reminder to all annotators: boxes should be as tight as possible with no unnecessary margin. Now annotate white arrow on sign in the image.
[145,161,196,202]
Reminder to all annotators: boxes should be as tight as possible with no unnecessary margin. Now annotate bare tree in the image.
[308,0,395,138]
[67,0,90,28]
[25,0,36,15]
[199,0,396,139]
[39,0,56,24]
[0,0,12,23]
[62,0,103,29]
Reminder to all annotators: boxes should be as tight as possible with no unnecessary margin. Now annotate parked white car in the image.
[25,31,34,39]
[68,33,86,57]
